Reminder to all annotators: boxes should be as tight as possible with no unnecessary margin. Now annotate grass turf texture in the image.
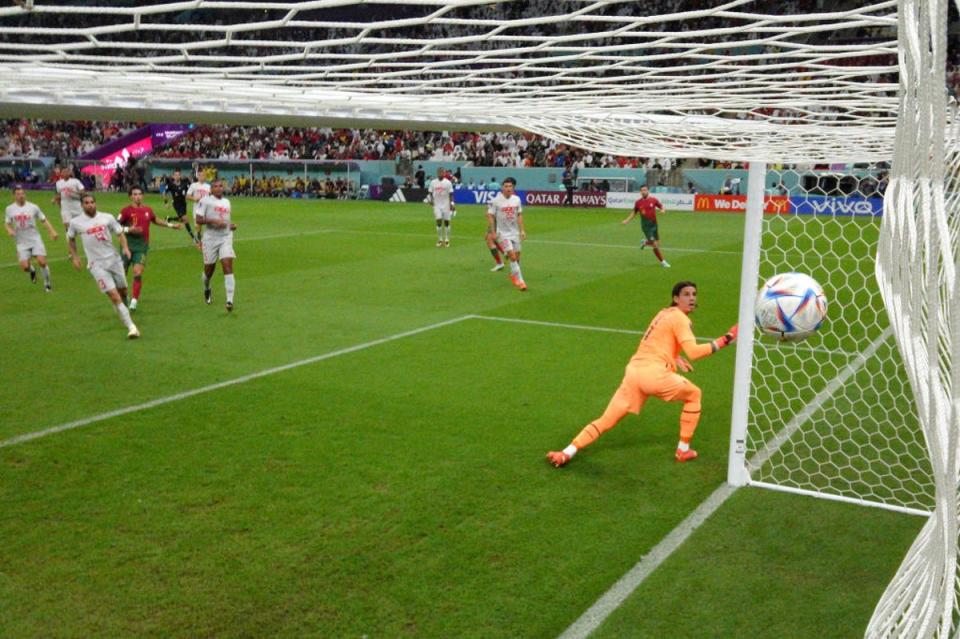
[0,194,923,637]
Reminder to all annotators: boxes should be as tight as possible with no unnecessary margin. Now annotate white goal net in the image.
[0,0,901,163]
[741,165,935,517]
[2,0,958,637]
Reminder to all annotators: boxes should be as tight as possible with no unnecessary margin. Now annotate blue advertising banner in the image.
[790,195,884,217]
[454,189,526,205]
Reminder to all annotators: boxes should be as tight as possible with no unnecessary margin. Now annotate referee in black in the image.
[163,167,198,244]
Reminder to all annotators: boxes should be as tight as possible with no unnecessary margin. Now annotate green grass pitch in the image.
[0,194,925,637]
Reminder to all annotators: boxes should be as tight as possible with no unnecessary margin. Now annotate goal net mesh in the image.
[0,0,901,163]
[744,166,935,516]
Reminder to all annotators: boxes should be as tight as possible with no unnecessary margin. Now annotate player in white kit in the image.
[186,174,211,246]
[5,186,58,291]
[67,194,140,339]
[196,179,238,312]
[428,167,455,247]
[486,177,527,291]
[54,166,85,230]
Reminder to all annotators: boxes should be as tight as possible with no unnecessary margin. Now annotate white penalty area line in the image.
[558,483,736,639]
[316,227,740,256]
[0,314,647,451]
[0,314,472,450]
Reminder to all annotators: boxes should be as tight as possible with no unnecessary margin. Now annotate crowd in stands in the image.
[238,174,355,199]
[1,119,136,159]
[152,124,676,170]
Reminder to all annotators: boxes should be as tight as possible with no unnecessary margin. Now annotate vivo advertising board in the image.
[789,195,884,217]
[605,192,694,211]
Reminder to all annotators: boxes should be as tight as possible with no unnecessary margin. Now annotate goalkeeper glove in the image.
[712,325,738,351]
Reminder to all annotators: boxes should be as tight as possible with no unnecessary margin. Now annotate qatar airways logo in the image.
[524,191,607,207]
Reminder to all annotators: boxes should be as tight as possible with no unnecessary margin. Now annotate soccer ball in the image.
[754,272,827,341]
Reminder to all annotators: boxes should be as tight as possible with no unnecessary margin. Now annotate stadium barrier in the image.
[605,191,882,217]
[789,195,884,216]
[605,191,694,211]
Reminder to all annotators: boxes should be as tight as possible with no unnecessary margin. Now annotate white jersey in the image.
[186,181,211,214]
[429,177,453,211]
[56,178,85,218]
[196,194,233,241]
[487,193,523,238]
[67,212,123,265]
[5,201,45,244]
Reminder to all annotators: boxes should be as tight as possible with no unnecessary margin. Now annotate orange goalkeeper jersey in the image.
[630,307,714,370]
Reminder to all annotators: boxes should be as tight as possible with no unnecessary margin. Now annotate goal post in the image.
[727,161,766,488]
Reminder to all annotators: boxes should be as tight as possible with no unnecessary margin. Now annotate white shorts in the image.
[60,209,80,226]
[433,206,452,222]
[203,234,236,265]
[498,235,522,254]
[89,258,127,293]
[15,238,46,262]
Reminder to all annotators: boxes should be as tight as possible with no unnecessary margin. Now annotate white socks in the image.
[444,222,451,241]
[677,440,690,452]
[115,301,134,329]
[436,224,444,240]
[41,266,51,286]
[224,274,235,303]
[510,260,524,281]
[562,444,578,458]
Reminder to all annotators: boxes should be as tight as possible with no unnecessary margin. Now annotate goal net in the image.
[0,0,900,164]
[1,0,957,636]
[741,165,935,517]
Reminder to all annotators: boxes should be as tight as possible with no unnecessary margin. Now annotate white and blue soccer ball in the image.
[754,272,827,341]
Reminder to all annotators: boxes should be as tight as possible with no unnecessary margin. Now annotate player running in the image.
[622,185,670,268]
[118,186,181,310]
[196,179,237,312]
[186,173,211,244]
[54,166,85,231]
[163,168,199,244]
[67,194,140,339]
[5,186,58,291]
[486,177,527,291]
[428,167,454,247]
[547,281,737,466]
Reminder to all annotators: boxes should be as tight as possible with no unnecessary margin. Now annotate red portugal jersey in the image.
[118,205,157,245]
[633,196,662,223]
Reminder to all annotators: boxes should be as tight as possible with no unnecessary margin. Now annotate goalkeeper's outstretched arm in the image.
[681,325,738,361]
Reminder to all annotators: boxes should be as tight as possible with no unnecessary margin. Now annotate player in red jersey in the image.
[622,185,670,268]
[117,186,181,310]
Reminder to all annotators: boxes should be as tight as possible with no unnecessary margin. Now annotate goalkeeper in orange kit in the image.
[547,281,738,466]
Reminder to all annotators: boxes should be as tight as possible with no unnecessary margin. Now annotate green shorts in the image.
[640,218,659,242]
[123,246,148,270]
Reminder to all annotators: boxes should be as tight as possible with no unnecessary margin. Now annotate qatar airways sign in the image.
[523,191,607,207]
[453,189,606,208]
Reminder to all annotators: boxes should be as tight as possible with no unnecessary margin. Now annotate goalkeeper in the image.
[547,281,737,466]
